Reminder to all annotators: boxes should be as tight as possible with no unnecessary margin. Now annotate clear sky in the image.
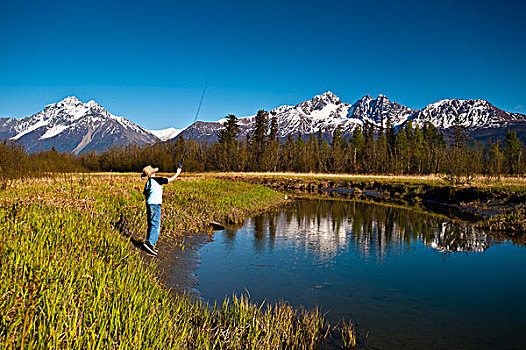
[1,0,525,129]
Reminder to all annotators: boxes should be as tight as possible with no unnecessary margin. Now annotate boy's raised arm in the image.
[167,167,182,183]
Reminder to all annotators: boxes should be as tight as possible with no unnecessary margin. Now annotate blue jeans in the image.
[146,204,161,246]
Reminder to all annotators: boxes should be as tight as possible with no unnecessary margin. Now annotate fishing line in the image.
[178,80,208,167]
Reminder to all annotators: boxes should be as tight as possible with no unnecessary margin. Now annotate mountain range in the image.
[180,91,526,143]
[1,93,524,154]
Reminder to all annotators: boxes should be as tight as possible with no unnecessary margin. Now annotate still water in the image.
[175,200,526,349]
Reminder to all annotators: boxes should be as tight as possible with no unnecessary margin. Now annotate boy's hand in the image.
[168,167,182,183]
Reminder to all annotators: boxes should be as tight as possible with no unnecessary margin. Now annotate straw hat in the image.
[141,165,159,180]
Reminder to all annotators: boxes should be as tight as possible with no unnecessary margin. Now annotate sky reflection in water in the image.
[193,200,526,350]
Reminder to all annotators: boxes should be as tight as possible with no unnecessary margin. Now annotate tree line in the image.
[1,141,82,185]
[1,110,524,184]
[207,111,524,181]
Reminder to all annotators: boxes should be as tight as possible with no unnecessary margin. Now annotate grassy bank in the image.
[478,204,526,234]
[0,174,353,349]
[208,172,526,190]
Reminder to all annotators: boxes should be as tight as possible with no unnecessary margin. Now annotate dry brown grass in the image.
[17,171,525,191]
[200,172,526,189]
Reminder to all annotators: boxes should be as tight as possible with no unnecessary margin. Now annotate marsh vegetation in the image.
[1,174,353,349]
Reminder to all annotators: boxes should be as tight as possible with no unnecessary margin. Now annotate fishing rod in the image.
[178,80,208,168]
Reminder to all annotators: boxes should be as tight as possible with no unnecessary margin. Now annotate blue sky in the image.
[1,0,525,129]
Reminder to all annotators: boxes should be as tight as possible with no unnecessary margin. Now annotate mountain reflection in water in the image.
[225,200,495,265]
[189,199,526,350]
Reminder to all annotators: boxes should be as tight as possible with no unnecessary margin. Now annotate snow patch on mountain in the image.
[150,127,182,141]
[40,124,69,139]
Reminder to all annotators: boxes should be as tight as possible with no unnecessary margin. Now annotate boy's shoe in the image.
[143,241,158,256]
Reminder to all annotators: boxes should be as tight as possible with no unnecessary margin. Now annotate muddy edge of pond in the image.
[213,174,526,236]
[143,189,292,298]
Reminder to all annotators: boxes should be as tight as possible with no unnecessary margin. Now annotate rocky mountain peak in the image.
[87,100,100,108]
[1,96,158,154]
[319,91,341,104]
[56,96,81,106]
[297,91,343,111]
[376,94,389,103]
[62,96,79,102]
[412,98,524,129]
[348,94,415,127]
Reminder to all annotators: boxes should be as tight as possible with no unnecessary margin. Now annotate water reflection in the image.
[431,222,494,252]
[233,200,496,264]
[191,199,526,350]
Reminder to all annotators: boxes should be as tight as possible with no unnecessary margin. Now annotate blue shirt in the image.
[143,177,168,205]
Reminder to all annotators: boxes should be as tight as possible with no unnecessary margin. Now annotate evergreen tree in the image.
[268,114,278,142]
[237,137,250,171]
[249,110,268,170]
[294,134,306,172]
[331,126,347,172]
[319,140,330,173]
[422,121,445,174]
[362,124,375,173]
[350,126,364,172]
[265,115,280,171]
[504,129,522,174]
[316,129,324,171]
[217,114,240,171]
[376,130,388,173]
[385,113,396,162]
[217,114,240,145]
[404,119,414,171]
[395,127,409,174]
[280,134,295,171]
[412,124,424,173]
[405,118,414,144]
[305,134,318,173]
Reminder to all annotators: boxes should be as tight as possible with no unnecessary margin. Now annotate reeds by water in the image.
[0,175,355,349]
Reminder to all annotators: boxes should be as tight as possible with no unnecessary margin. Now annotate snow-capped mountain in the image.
[348,94,415,128]
[181,92,410,142]
[3,92,524,153]
[411,98,524,129]
[179,92,526,143]
[0,96,158,154]
[247,91,356,138]
[150,127,182,141]
[411,98,526,143]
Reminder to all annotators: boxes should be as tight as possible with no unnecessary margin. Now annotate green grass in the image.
[478,204,526,233]
[0,174,351,349]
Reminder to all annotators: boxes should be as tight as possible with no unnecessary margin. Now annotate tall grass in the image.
[0,175,353,349]
[479,204,526,233]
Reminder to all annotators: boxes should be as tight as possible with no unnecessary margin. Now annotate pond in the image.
[166,199,526,349]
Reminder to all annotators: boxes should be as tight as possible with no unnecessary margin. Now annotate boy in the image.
[141,165,182,255]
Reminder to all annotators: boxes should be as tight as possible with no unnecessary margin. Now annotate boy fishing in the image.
[141,165,182,256]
